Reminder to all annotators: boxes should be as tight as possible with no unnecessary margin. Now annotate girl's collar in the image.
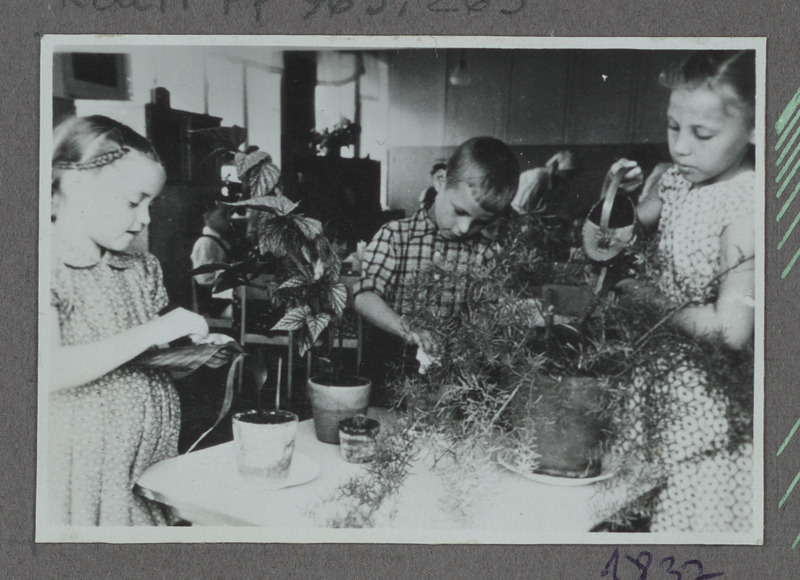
[58,248,134,270]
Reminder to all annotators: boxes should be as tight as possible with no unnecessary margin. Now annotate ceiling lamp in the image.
[448,50,472,87]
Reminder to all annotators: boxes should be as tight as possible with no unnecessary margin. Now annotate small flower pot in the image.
[232,409,299,482]
[307,375,371,444]
[339,415,381,463]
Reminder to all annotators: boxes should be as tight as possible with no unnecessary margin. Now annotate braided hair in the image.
[52,115,161,191]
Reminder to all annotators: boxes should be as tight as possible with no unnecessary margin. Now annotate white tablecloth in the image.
[136,410,610,542]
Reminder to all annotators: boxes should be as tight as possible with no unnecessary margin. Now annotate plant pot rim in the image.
[308,375,371,387]
[339,415,380,435]
[233,409,299,424]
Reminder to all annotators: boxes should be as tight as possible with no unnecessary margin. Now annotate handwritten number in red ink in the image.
[427,0,458,12]
[624,551,652,580]
[600,547,620,580]
[365,0,385,15]
[465,0,489,13]
[682,559,724,580]
[500,0,524,14]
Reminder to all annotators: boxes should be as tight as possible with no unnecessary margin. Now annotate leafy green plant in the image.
[308,118,361,157]
[318,208,753,527]
[194,193,348,357]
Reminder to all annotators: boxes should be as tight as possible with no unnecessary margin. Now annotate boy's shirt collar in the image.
[412,207,495,244]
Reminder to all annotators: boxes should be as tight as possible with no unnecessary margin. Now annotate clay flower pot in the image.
[339,415,381,463]
[232,409,299,481]
[528,376,609,478]
[307,376,371,444]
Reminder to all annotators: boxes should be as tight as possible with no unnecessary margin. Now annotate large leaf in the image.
[212,272,250,294]
[329,283,349,317]
[190,262,228,275]
[273,306,311,332]
[306,313,332,345]
[297,330,314,358]
[223,195,299,216]
[314,236,343,280]
[234,149,270,178]
[278,276,309,290]
[257,218,293,256]
[300,244,314,266]
[312,259,325,281]
[292,215,324,240]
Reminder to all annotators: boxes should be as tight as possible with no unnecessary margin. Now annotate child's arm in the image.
[49,307,209,392]
[353,223,438,354]
[635,162,670,231]
[354,292,436,354]
[670,213,754,350]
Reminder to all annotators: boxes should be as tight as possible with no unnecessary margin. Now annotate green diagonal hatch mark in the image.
[777,157,800,199]
[778,417,800,457]
[777,183,800,224]
[777,108,800,152]
[776,85,800,277]
[793,531,800,549]
[778,207,800,249]
[779,469,800,508]
[777,136,800,178]
[777,85,800,136]
[782,246,800,278]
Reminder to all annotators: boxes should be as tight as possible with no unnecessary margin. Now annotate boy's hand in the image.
[404,327,439,356]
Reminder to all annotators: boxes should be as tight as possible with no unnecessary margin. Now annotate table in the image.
[136,410,613,542]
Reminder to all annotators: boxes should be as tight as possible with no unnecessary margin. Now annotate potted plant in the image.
[314,208,753,528]
[308,118,362,157]
[193,148,370,444]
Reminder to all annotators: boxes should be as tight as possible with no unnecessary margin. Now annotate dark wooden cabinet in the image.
[145,89,226,308]
[292,156,382,245]
[145,91,224,185]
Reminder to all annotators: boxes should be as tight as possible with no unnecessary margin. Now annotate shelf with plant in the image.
[308,118,362,157]
[315,208,753,528]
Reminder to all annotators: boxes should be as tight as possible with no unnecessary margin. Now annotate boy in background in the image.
[191,203,234,317]
[418,161,448,209]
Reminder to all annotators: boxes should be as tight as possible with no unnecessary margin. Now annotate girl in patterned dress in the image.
[610,51,756,532]
[48,116,210,525]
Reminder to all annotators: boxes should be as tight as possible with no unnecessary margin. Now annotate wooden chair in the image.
[233,285,363,400]
[190,279,234,334]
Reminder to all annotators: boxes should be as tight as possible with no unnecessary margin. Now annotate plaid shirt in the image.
[354,209,500,319]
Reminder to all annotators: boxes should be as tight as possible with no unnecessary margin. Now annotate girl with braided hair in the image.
[48,115,209,525]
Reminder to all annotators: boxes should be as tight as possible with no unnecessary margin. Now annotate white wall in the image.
[384,49,683,212]
[63,46,283,164]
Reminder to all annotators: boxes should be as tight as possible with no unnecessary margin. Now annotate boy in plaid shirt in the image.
[354,137,519,390]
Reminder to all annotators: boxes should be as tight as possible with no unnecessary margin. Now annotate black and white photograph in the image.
[37,36,764,544]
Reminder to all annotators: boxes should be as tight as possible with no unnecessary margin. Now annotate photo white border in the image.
[37,34,765,545]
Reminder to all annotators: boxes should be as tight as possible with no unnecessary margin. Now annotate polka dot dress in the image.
[619,166,755,533]
[49,251,179,526]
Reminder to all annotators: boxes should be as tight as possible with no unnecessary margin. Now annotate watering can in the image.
[582,163,636,264]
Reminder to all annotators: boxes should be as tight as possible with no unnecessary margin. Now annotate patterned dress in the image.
[619,166,754,533]
[49,251,180,526]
